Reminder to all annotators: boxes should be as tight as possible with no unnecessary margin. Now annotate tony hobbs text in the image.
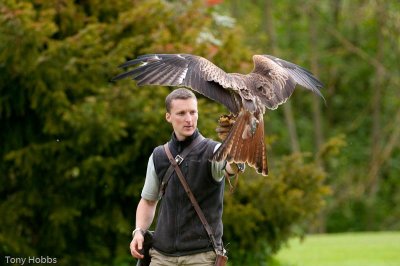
[4,256,58,265]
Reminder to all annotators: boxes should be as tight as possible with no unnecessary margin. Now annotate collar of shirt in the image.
[171,129,200,154]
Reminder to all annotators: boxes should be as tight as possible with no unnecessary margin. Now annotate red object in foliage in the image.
[206,0,223,6]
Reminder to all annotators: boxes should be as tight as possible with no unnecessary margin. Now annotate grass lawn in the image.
[275,231,400,266]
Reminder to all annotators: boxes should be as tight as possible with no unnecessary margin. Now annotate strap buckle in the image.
[175,155,184,165]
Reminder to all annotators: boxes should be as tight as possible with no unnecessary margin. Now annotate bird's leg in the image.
[242,113,259,139]
[219,113,236,122]
[216,113,236,141]
[249,115,259,135]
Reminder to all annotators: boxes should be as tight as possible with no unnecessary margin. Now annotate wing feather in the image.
[145,66,176,84]
[112,53,324,113]
[112,54,240,113]
[262,55,324,99]
[137,65,175,85]
[250,55,324,110]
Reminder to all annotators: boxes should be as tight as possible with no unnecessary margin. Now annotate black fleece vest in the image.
[152,131,224,256]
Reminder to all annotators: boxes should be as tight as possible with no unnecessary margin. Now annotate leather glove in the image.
[216,113,236,141]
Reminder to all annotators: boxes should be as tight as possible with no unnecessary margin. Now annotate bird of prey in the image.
[112,54,324,176]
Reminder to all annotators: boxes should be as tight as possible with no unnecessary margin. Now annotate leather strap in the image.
[163,143,222,255]
[158,135,205,198]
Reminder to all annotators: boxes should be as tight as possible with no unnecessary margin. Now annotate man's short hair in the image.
[165,88,197,112]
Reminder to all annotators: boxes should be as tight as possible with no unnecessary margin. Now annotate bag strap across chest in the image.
[163,143,224,256]
[158,135,204,198]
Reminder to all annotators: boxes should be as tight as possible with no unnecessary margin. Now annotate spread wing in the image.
[263,55,324,97]
[112,53,324,113]
[112,54,241,113]
[250,55,324,110]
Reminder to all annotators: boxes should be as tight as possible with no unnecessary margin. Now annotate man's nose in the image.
[184,113,192,122]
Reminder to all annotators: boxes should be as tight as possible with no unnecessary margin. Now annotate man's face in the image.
[166,98,198,141]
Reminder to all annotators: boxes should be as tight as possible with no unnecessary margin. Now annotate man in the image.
[130,88,242,266]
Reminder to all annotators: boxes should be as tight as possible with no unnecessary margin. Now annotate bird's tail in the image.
[213,110,268,176]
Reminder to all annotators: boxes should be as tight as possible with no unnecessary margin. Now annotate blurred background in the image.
[1,0,399,265]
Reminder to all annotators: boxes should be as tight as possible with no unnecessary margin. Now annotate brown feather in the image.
[113,53,324,176]
[214,109,268,176]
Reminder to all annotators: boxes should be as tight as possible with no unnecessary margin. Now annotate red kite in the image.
[112,54,324,176]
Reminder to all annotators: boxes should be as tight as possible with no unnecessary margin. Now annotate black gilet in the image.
[151,130,225,256]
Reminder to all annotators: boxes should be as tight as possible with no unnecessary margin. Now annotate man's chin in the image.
[183,129,195,136]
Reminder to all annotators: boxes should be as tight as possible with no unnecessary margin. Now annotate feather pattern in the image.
[112,53,324,175]
[213,110,268,175]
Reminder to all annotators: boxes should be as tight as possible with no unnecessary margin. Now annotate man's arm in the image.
[130,198,158,259]
[130,153,160,259]
[212,144,245,182]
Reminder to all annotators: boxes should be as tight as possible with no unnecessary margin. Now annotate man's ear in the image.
[166,112,171,123]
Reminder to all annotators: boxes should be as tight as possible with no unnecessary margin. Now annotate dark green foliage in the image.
[221,0,400,237]
[1,0,274,265]
[223,153,330,265]
[3,0,398,265]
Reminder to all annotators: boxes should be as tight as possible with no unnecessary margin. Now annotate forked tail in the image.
[213,110,268,176]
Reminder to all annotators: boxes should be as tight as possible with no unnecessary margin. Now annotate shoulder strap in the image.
[163,143,222,256]
[158,135,205,198]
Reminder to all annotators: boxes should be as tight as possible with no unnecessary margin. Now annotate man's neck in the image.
[171,130,200,153]
[176,135,187,141]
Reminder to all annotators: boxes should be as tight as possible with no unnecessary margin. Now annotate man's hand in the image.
[216,114,236,141]
[130,230,145,259]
